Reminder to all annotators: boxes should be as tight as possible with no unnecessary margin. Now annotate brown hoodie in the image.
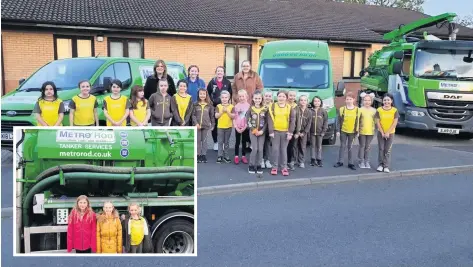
[192,102,215,129]
[149,92,172,125]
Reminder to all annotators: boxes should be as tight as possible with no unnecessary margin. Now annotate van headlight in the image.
[323,97,335,110]
[63,100,72,114]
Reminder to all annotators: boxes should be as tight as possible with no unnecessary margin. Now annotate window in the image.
[343,49,366,79]
[224,44,252,78]
[54,36,94,60]
[108,38,144,58]
[93,62,132,90]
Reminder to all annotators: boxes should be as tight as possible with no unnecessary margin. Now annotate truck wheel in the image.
[154,219,194,254]
[459,133,473,140]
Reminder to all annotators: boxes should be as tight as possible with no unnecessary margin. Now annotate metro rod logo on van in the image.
[439,82,460,90]
[273,51,316,58]
[56,130,116,143]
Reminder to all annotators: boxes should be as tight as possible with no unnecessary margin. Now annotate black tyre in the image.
[154,219,194,254]
[458,133,473,140]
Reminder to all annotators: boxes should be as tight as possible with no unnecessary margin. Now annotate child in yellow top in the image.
[69,80,99,126]
[215,90,235,163]
[33,81,64,126]
[334,92,359,170]
[129,85,151,126]
[375,93,399,173]
[103,79,131,126]
[357,92,377,169]
[268,90,296,176]
[122,203,152,253]
[171,79,193,126]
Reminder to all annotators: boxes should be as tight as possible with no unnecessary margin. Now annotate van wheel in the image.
[458,133,473,140]
[154,219,194,254]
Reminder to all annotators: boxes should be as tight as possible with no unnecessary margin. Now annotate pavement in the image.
[2,172,473,266]
[196,144,473,187]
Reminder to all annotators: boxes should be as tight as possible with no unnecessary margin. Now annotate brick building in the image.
[2,0,473,98]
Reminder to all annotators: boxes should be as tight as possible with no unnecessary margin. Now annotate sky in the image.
[423,0,472,18]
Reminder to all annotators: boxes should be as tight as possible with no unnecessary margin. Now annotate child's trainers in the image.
[256,165,263,174]
[241,156,248,164]
[310,158,316,166]
[271,168,278,175]
[216,156,223,163]
[365,162,371,169]
[299,163,305,168]
[202,155,208,163]
[234,156,240,165]
[334,162,343,168]
[261,159,266,169]
[317,159,323,167]
[288,162,295,171]
[377,165,384,172]
[358,161,366,169]
[224,157,231,163]
[197,155,202,163]
[213,143,218,151]
[383,167,390,173]
[281,168,289,176]
[248,165,256,174]
[265,160,272,168]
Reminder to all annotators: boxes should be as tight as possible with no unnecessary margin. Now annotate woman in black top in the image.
[144,59,176,99]
[206,66,232,151]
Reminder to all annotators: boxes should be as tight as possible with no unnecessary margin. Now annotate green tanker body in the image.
[359,13,473,138]
[15,128,195,254]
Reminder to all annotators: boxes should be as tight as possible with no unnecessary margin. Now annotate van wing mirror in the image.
[335,81,345,97]
[393,51,404,60]
[19,78,25,86]
[393,62,403,75]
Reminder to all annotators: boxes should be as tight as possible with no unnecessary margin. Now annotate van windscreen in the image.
[18,59,105,91]
[260,58,329,89]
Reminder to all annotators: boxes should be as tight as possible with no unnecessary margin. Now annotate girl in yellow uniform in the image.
[215,90,235,163]
[33,81,65,126]
[192,88,215,163]
[96,202,122,254]
[129,85,151,126]
[103,79,131,126]
[334,92,359,170]
[357,92,377,169]
[122,203,152,253]
[69,80,99,126]
[375,93,399,173]
[171,79,193,126]
[268,90,296,176]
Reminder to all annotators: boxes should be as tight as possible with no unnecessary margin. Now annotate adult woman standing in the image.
[144,59,176,100]
[186,65,206,102]
[232,60,264,104]
[207,66,232,151]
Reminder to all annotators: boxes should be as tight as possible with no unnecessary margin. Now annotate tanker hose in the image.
[34,165,194,182]
[23,172,194,227]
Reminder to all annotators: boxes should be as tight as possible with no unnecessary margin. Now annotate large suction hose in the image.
[34,165,194,182]
[23,172,194,227]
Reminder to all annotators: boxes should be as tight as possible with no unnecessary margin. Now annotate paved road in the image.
[3,172,473,266]
[197,144,473,187]
[1,150,14,208]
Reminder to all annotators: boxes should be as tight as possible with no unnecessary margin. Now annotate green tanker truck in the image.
[358,13,473,138]
[15,128,195,254]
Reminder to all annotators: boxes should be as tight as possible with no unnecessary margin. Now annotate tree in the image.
[333,0,424,12]
[454,15,473,28]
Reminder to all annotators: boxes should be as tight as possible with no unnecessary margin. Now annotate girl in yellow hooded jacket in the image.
[96,202,122,253]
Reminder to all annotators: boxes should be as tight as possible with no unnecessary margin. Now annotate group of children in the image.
[67,195,153,254]
[34,71,398,175]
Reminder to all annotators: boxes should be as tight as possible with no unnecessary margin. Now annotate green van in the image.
[258,40,345,145]
[1,57,187,150]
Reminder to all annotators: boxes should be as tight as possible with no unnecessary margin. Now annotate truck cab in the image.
[1,57,187,150]
[258,40,343,145]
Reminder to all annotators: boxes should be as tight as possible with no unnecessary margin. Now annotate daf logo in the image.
[6,111,17,117]
[443,95,462,99]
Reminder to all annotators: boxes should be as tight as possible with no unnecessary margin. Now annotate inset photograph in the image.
[13,127,196,256]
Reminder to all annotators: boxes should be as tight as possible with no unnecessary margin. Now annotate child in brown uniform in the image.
[193,88,215,163]
[246,90,268,174]
[309,96,328,167]
[293,95,312,168]
[149,79,172,126]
